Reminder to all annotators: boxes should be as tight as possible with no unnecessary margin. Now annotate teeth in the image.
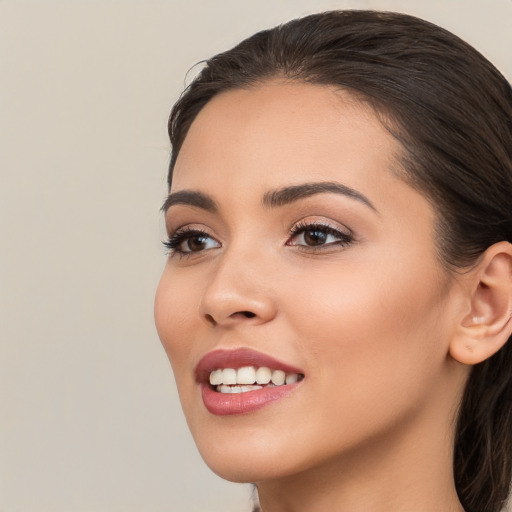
[237,366,256,384]
[209,366,303,389]
[285,373,298,384]
[218,384,263,394]
[255,366,271,384]
[210,369,223,386]
[271,370,286,386]
[222,368,237,385]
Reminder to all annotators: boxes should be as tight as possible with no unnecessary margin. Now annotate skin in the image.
[154,82,470,511]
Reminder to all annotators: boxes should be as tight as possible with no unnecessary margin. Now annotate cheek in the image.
[285,257,449,405]
[155,270,206,433]
[288,260,439,343]
[267,268,452,470]
[154,270,198,377]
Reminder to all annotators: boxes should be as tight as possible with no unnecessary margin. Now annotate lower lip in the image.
[201,382,301,416]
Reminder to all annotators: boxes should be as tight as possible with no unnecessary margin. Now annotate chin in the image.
[206,462,265,484]
[202,452,298,484]
[192,418,341,487]
[190,422,302,483]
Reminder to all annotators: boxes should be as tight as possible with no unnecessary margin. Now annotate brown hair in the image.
[166,11,512,512]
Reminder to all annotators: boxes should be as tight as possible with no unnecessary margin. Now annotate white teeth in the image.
[222,368,237,385]
[255,366,271,384]
[209,366,302,389]
[209,369,223,386]
[237,366,256,385]
[241,385,262,392]
[285,373,298,384]
[218,384,263,394]
[271,370,286,386]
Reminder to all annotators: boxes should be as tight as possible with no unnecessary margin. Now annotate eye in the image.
[163,228,221,255]
[287,221,353,248]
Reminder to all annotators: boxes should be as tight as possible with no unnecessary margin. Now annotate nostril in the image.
[204,310,258,325]
[229,311,256,319]
[204,313,216,326]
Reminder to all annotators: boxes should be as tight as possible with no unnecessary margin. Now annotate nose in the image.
[198,250,278,328]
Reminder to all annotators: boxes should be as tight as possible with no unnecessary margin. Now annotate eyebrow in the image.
[161,190,218,213]
[162,181,376,214]
[262,182,377,211]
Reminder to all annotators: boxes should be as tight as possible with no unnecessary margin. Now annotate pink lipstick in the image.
[195,348,304,416]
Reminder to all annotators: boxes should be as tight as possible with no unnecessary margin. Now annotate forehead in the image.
[171,81,400,198]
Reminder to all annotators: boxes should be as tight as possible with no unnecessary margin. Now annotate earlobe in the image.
[450,241,512,366]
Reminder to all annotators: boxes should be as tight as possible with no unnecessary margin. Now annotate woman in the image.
[154,11,512,512]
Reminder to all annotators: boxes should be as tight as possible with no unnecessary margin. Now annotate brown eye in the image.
[303,229,329,246]
[184,234,210,252]
[164,229,221,255]
[288,222,353,249]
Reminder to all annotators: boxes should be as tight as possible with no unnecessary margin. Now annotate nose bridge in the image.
[199,239,277,326]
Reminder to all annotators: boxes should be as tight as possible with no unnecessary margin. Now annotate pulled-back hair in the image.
[167,11,512,512]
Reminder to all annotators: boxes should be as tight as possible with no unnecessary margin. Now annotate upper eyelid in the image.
[166,211,356,238]
[166,221,216,236]
[163,207,213,233]
[170,225,208,236]
[290,218,353,235]
[289,222,352,239]
[167,218,353,238]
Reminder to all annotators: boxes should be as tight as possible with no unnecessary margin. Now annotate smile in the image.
[196,348,305,415]
[210,366,304,393]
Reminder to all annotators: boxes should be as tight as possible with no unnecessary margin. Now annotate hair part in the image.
[167,11,512,512]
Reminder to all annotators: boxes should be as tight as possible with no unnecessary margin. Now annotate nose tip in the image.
[199,260,277,328]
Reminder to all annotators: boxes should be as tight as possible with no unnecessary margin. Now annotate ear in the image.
[450,241,512,365]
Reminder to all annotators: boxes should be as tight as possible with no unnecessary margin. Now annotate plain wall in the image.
[1,1,511,511]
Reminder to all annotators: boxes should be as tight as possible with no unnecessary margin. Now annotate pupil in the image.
[188,236,207,251]
[304,230,326,246]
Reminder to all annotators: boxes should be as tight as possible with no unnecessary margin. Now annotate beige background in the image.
[1,1,511,511]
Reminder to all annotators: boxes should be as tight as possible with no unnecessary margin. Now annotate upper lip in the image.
[195,348,304,383]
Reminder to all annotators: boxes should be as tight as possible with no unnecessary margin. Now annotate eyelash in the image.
[163,221,354,257]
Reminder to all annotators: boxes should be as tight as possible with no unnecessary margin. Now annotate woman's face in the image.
[155,82,464,483]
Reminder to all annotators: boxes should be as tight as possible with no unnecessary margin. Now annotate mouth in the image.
[209,366,304,394]
[195,348,305,415]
